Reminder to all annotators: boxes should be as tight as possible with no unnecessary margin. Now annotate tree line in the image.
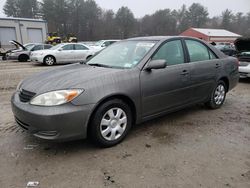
[3,0,250,41]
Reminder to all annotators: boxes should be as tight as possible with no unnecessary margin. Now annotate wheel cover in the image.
[214,84,225,105]
[100,108,127,141]
[45,57,54,65]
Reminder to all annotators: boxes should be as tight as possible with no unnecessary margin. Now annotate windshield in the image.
[23,44,35,50]
[50,43,65,50]
[87,40,156,68]
[94,40,104,46]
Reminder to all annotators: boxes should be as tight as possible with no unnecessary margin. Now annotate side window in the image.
[62,44,74,51]
[185,40,210,62]
[75,44,88,50]
[44,45,52,49]
[209,50,217,59]
[31,45,43,51]
[152,40,185,66]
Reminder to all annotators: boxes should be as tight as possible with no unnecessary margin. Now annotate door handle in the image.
[181,70,189,75]
[215,63,221,68]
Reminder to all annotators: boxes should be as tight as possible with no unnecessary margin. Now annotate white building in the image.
[0,17,47,49]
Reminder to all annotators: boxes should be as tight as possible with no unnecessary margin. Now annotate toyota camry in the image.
[11,36,239,147]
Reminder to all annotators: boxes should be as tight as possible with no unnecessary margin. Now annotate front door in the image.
[57,44,75,62]
[140,39,192,118]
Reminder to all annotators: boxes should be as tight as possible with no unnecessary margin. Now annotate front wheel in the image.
[90,99,132,147]
[43,56,55,66]
[18,54,29,62]
[206,80,227,109]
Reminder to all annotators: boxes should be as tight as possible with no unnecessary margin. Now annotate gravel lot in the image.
[0,60,249,188]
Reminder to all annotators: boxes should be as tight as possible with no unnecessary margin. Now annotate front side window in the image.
[152,40,185,66]
[185,40,210,62]
[62,44,74,51]
[44,45,52,49]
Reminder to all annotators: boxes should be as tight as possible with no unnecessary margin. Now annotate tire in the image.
[90,99,132,147]
[18,54,29,62]
[43,55,55,66]
[206,80,227,109]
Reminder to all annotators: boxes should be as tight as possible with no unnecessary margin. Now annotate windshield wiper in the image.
[88,63,113,68]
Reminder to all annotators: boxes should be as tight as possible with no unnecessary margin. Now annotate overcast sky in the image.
[0,0,249,18]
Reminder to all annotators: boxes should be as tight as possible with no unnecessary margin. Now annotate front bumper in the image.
[11,92,95,141]
[239,63,250,78]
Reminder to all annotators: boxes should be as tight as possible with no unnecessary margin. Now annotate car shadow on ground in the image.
[239,78,250,83]
[19,104,208,156]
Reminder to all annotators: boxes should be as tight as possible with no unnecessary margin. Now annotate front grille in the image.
[19,89,36,103]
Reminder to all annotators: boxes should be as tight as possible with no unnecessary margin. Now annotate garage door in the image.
[27,28,43,43]
[0,27,16,48]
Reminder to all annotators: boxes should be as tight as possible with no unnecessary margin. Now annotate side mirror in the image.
[58,48,62,51]
[101,44,106,47]
[145,59,167,70]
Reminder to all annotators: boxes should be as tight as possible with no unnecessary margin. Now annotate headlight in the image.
[30,89,84,106]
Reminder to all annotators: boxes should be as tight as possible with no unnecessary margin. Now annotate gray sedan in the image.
[11,36,239,147]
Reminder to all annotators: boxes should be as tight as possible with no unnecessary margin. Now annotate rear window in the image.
[186,40,217,62]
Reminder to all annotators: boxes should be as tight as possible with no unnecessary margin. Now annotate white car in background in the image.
[30,43,97,65]
[92,40,120,51]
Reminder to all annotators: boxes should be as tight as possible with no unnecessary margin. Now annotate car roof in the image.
[125,36,193,42]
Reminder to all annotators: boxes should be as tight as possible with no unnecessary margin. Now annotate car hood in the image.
[21,63,124,94]
[10,40,26,50]
[234,38,250,52]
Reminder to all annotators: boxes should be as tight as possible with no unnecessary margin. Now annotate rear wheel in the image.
[90,99,132,147]
[206,80,226,109]
[18,54,29,62]
[43,56,55,66]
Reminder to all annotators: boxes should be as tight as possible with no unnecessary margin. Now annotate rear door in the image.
[184,39,221,102]
[74,44,90,61]
[140,39,192,117]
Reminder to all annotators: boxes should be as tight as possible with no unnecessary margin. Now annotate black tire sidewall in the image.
[208,80,226,109]
[90,99,132,147]
[18,55,28,62]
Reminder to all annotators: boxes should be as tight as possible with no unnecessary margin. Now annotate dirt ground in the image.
[0,60,249,188]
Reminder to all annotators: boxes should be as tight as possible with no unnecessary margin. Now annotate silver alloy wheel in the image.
[214,84,225,105]
[45,56,54,65]
[100,108,127,141]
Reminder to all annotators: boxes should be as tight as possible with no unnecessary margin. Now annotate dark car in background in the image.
[215,44,237,56]
[7,40,52,62]
[11,36,239,147]
[235,38,250,78]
